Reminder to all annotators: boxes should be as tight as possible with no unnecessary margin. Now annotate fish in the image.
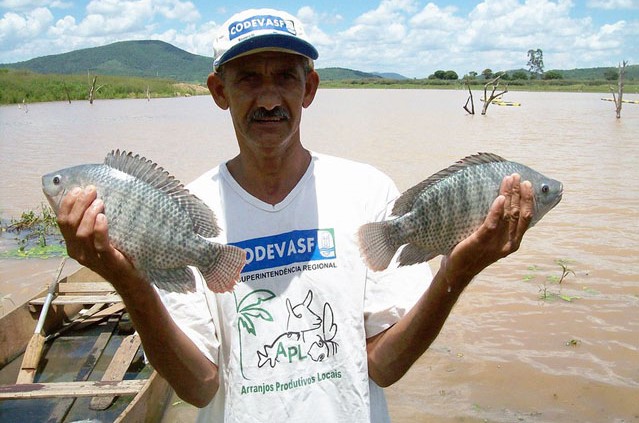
[358,152,563,271]
[42,150,246,293]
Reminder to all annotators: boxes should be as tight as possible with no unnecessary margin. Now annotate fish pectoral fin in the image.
[147,267,196,293]
[397,244,438,267]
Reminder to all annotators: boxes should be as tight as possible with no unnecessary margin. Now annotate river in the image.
[1,89,638,422]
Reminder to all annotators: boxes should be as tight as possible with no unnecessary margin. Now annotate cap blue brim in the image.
[214,34,319,69]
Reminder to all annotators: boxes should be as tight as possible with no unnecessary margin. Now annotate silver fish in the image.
[42,150,246,293]
[358,153,563,271]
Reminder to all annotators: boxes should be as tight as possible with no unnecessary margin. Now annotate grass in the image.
[523,259,579,302]
[320,77,639,94]
[0,68,208,104]
[2,68,638,104]
[0,204,67,259]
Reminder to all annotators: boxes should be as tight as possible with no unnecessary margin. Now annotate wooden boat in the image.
[0,265,172,422]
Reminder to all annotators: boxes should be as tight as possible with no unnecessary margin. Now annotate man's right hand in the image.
[55,185,144,293]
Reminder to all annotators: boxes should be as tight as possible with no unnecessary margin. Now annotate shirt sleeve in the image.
[155,268,220,365]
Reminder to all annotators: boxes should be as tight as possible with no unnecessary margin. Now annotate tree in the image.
[527,49,544,78]
[603,69,619,81]
[428,70,458,80]
[428,70,447,79]
[444,70,458,80]
[481,68,493,79]
[511,70,529,80]
[543,70,563,80]
[609,60,628,119]
[481,75,508,115]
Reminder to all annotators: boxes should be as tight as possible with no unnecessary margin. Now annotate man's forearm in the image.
[366,268,469,387]
[116,276,220,407]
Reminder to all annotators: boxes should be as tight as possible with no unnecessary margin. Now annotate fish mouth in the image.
[552,184,564,208]
[44,188,66,214]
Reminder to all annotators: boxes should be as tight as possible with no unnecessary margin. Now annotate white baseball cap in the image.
[213,8,319,71]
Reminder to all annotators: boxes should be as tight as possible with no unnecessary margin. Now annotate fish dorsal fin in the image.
[392,152,506,216]
[105,150,219,237]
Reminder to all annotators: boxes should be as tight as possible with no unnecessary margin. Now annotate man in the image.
[57,8,533,422]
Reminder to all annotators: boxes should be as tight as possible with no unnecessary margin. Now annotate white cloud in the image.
[0,0,636,76]
[156,0,199,22]
[0,0,206,63]
[296,6,337,52]
[153,20,218,58]
[587,0,639,9]
[312,0,636,77]
[0,7,52,44]
[0,0,71,10]
[410,3,465,29]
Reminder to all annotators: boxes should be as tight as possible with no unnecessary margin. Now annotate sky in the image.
[0,0,637,78]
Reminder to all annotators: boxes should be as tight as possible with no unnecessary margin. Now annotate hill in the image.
[372,72,409,80]
[0,40,213,83]
[316,67,382,81]
[0,39,635,88]
[552,65,639,80]
[0,41,401,83]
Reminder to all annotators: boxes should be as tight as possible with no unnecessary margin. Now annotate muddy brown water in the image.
[1,90,637,422]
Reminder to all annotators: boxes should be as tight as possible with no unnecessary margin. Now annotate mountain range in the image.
[1,40,636,82]
[0,40,395,83]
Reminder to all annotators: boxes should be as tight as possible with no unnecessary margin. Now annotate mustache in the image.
[251,107,290,121]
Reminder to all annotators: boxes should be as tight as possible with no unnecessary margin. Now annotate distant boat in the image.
[480,97,522,107]
[601,98,639,104]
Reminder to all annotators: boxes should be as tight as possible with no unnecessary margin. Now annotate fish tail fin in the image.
[357,222,399,271]
[201,244,246,293]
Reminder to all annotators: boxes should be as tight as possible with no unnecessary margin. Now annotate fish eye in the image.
[541,184,549,193]
[53,175,61,185]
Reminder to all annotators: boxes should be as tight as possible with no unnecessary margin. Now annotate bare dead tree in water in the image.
[610,60,628,119]
[62,82,71,104]
[88,75,105,104]
[481,75,508,115]
[463,78,475,115]
[88,76,97,104]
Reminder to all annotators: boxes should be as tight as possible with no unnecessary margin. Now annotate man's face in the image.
[212,52,318,157]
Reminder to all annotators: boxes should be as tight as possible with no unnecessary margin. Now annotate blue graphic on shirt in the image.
[231,229,336,273]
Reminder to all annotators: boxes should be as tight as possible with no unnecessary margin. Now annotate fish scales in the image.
[358,153,563,271]
[42,150,246,293]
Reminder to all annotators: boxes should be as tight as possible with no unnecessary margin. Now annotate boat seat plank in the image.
[57,282,116,294]
[0,380,147,399]
[29,294,122,305]
[90,333,142,410]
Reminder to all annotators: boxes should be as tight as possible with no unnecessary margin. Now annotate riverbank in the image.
[0,69,209,104]
[321,78,639,93]
[1,68,637,104]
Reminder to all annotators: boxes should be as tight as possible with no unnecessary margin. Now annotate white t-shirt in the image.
[159,152,432,422]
